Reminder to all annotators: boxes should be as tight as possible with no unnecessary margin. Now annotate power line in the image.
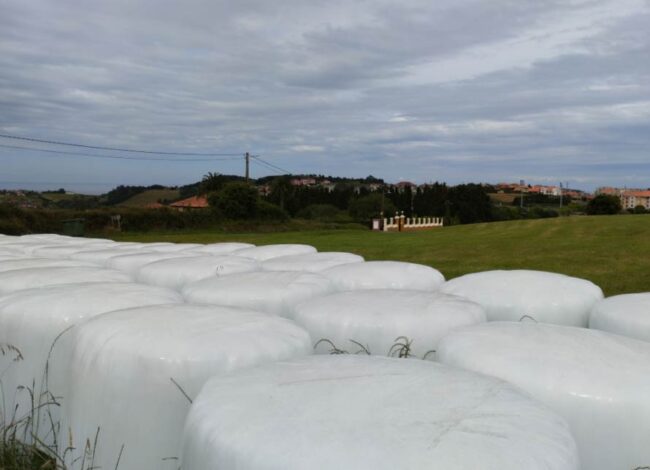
[251,155,291,174]
[0,133,242,157]
[249,157,285,175]
[0,143,242,162]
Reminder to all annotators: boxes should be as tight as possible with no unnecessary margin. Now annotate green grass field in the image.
[119,189,181,207]
[111,215,650,296]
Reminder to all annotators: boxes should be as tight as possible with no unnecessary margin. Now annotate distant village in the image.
[2,177,649,211]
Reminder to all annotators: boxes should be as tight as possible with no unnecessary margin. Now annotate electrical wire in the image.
[0,143,242,162]
[250,155,291,174]
[0,133,242,157]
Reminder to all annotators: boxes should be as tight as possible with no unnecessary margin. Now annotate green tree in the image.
[200,172,227,194]
[208,182,259,219]
[349,193,396,223]
[446,184,493,224]
[586,194,622,215]
[268,176,294,211]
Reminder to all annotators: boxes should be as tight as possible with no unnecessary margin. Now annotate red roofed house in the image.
[169,195,209,211]
[621,190,650,210]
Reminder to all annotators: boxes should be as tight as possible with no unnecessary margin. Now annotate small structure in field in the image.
[373,212,443,232]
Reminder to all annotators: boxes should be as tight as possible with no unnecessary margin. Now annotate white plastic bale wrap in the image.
[589,293,650,342]
[0,248,21,257]
[183,271,334,317]
[437,322,650,470]
[191,242,255,255]
[54,304,313,470]
[31,242,116,258]
[0,282,183,434]
[294,290,486,357]
[233,244,317,261]
[105,251,195,273]
[141,242,204,252]
[69,247,146,265]
[261,252,364,272]
[0,258,95,273]
[0,242,62,255]
[440,269,603,326]
[180,355,579,470]
[135,255,259,290]
[0,266,132,294]
[322,260,445,291]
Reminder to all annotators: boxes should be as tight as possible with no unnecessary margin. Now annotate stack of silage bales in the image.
[1,234,649,470]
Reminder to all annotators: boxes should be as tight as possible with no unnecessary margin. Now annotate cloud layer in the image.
[1,0,649,192]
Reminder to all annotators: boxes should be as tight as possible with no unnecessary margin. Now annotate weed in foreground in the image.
[315,337,435,360]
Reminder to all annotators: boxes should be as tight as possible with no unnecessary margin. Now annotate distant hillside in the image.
[119,189,181,207]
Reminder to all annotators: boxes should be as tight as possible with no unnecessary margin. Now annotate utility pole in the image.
[559,182,563,209]
[245,152,250,183]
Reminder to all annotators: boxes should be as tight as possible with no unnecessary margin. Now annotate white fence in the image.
[373,213,444,232]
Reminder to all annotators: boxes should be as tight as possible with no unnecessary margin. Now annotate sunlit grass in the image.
[110,215,650,296]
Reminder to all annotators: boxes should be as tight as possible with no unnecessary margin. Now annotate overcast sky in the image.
[1,0,649,193]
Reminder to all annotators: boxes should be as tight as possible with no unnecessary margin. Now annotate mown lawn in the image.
[111,215,650,296]
[118,189,181,207]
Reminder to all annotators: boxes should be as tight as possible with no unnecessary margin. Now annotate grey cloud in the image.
[0,0,648,192]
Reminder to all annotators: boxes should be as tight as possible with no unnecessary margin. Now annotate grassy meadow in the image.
[111,215,650,296]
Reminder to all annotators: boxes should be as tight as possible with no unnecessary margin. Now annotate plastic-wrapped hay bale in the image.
[139,242,204,252]
[0,282,183,434]
[191,242,255,255]
[0,258,96,273]
[437,322,650,470]
[440,270,603,326]
[0,242,62,255]
[0,247,21,257]
[183,271,334,317]
[0,266,131,294]
[136,255,259,290]
[262,252,364,272]
[106,251,196,274]
[55,304,312,470]
[294,290,485,357]
[31,242,116,259]
[233,244,317,261]
[69,246,146,265]
[322,260,445,291]
[589,293,650,342]
[180,355,579,470]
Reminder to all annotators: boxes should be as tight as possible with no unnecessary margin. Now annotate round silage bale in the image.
[138,242,204,252]
[180,355,579,470]
[54,304,312,470]
[183,271,334,317]
[322,260,445,291]
[0,282,183,435]
[135,255,259,290]
[191,242,255,255]
[233,244,317,261]
[0,266,131,295]
[437,322,650,470]
[589,293,650,342]
[0,258,96,273]
[440,269,603,326]
[294,289,485,357]
[69,246,146,265]
[105,251,196,274]
[261,251,364,272]
[31,242,116,259]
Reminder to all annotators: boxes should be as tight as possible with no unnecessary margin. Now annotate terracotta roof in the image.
[622,190,650,198]
[169,195,209,208]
